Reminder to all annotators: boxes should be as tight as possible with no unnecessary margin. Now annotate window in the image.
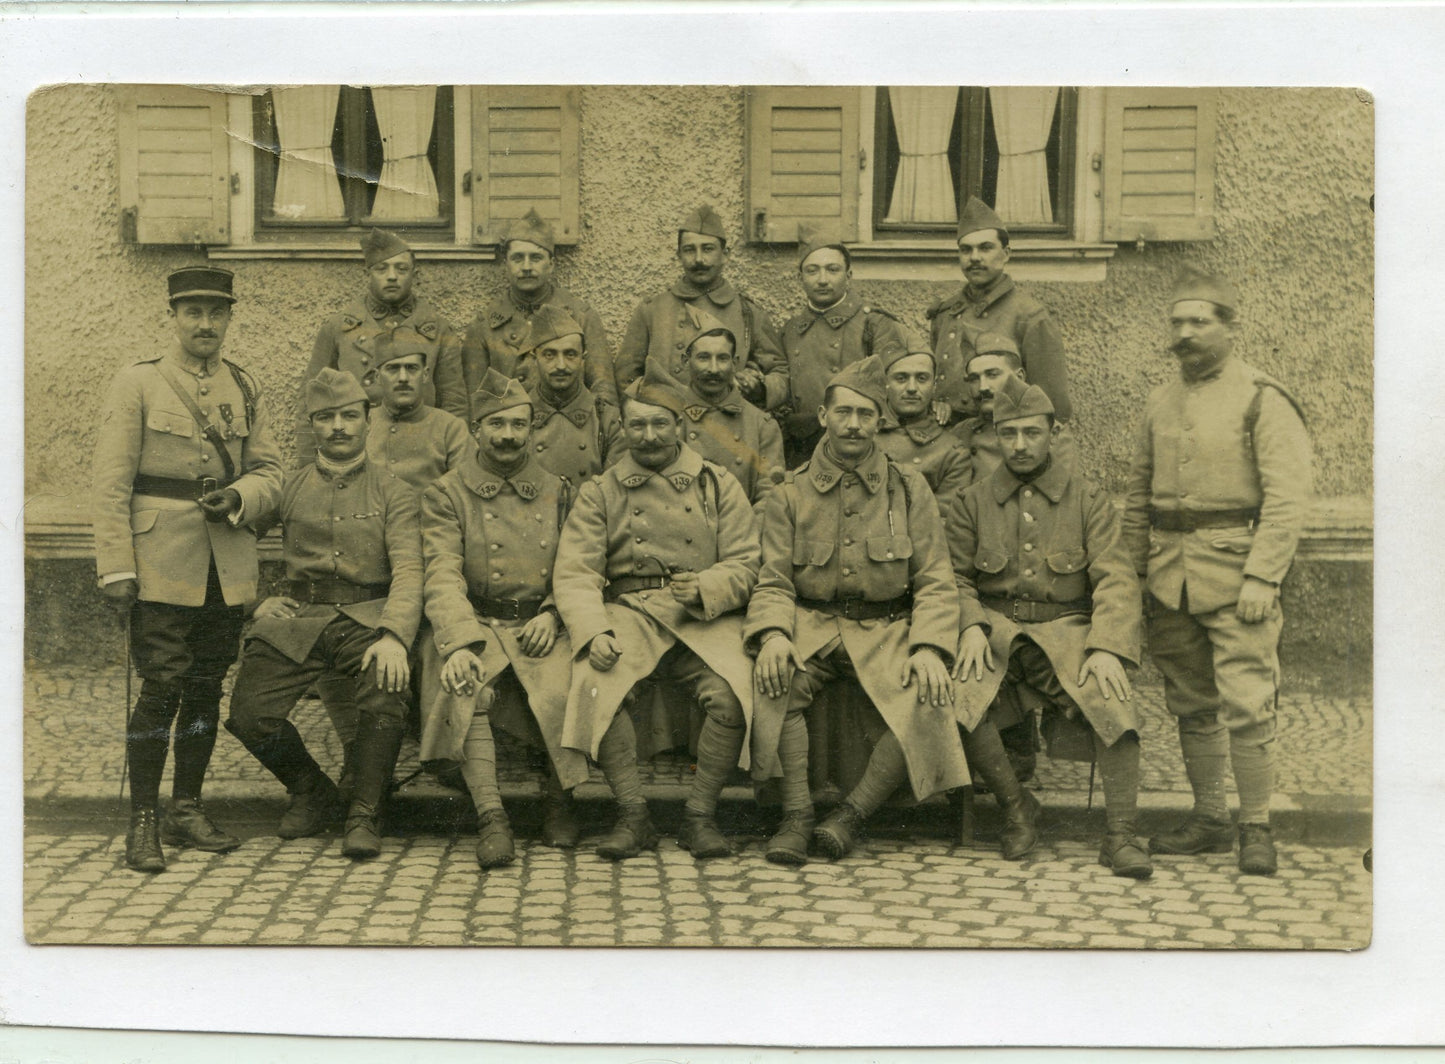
[872,87,1076,237]
[251,85,455,237]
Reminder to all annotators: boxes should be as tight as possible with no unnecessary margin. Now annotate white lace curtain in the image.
[370,86,440,221]
[270,86,345,220]
[990,87,1059,225]
[885,87,959,224]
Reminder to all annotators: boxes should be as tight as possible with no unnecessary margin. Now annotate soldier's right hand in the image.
[588,633,623,672]
[253,596,301,620]
[441,648,487,696]
[99,578,138,609]
[755,632,806,699]
[952,625,995,681]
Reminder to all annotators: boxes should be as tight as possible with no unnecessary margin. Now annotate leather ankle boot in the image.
[676,811,730,859]
[1238,823,1277,876]
[163,798,241,852]
[813,802,865,860]
[476,808,516,869]
[765,811,814,866]
[340,715,404,859]
[1099,820,1153,879]
[279,772,342,839]
[125,808,165,873]
[595,803,658,860]
[539,775,580,848]
[999,789,1042,861]
[964,726,1040,859]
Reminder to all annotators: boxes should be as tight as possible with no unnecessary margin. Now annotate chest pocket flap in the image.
[866,535,913,562]
[974,548,1008,574]
[792,539,836,567]
[146,410,195,439]
[1046,548,1089,574]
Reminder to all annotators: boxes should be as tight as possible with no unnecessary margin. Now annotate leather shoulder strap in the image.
[152,361,237,481]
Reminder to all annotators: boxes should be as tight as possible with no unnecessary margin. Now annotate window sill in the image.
[208,244,499,263]
[848,239,1117,283]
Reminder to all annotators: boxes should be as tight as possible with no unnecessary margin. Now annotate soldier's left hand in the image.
[518,611,559,657]
[736,366,765,402]
[930,399,952,427]
[198,488,242,523]
[1236,577,1278,624]
[670,571,703,607]
[362,632,411,693]
[1078,651,1132,702]
[902,648,954,708]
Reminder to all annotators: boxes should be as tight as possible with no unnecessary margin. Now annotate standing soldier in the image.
[460,209,618,412]
[746,358,970,866]
[949,379,1149,877]
[874,335,972,503]
[521,303,625,487]
[927,197,1072,426]
[779,223,910,468]
[672,318,785,509]
[1123,271,1312,877]
[554,365,761,861]
[93,266,285,872]
[225,369,423,861]
[418,370,589,868]
[616,204,786,415]
[298,228,468,463]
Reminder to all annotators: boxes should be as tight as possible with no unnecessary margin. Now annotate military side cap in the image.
[881,330,935,371]
[797,220,848,266]
[522,304,585,353]
[471,368,533,422]
[361,228,412,268]
[374,326,432,368]
[306,367,368,415]
[623,357,688,417]
[992,380,1054,425]
[827,356,888,413]
[1170,268,1238,314]
[971,331,1021,362]
[957,195,1009,244]
[679,204,727,242]
[501,208,556,256]
[167,266,236,304]
[683,306,736,355]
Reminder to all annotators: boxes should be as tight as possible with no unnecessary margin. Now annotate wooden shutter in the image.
[117,85,231,245]
[745,87,859,244]
[1101,88,1218,242]
[470,86,580,245]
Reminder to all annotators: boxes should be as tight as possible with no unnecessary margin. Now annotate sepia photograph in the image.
[19,80,1373,954]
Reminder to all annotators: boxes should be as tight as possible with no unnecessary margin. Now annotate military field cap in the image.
[683,306,736,355]
[623,358,688,417]
[373,326,432,368]
[501,208,556,256]
[306,367,368,416]
[968,331,1022,367]
[880,330,935,371]
[471,368,533,422]
[992,380,1054,425]
[1170,268,1238,314]
[167,266,236,304]
[797,220,849,267]
[957,195,1009,244]
[679,204,727,242]
[523,304,585,353]
[361,228,412,268]
[827,356,888,414]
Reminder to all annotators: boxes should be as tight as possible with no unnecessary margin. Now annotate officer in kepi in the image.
[224,368,423,861]
[1123,270,1312,877]
[92,265,285,872]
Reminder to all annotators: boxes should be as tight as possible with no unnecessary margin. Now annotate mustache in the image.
[1171,339,1202,355]
[491,438,523,450]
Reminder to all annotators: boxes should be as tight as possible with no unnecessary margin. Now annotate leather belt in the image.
[1149,506,1259,532]
[797,595,912,622]
[132,473,233,501]
[980,595,1092,623]
[288,577,390,606]
[470,594,546,621]
[604,575,671,601]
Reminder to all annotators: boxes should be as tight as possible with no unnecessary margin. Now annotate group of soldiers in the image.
[92,197,1312,886]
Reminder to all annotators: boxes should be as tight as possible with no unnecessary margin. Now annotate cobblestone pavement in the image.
[24,828,1370,948]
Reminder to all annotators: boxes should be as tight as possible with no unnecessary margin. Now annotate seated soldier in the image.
[948,378,1150,878]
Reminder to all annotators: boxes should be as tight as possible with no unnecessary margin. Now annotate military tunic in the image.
[928,275,1072,422]
[678,385,786,509]
[526,382,624,487]
[616,278,787,411]
[460,283,619,412]
[93,349,286,606]
[554,446,761,766]
[416,452,588,788]
[1121,355,1312,731]
[299,294,468,461]
[953,413,1076,481]
[744,443,970,799]
[876,415,973,508]
[366,404,472,492]
[947,459,1143,743]
[779,293,908,449]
